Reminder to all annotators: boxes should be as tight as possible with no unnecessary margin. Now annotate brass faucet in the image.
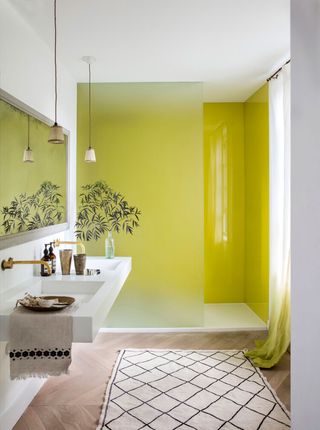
[1,258,52,275]
[52,239,81,247]
[53,239,85,254]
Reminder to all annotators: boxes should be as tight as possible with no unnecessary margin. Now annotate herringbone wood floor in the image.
[14,331,290,430]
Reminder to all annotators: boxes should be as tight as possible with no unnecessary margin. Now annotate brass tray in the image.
[19,296,75,312]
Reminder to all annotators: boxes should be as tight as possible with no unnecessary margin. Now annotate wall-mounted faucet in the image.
[53,239,86,254]
[1,258,52,275]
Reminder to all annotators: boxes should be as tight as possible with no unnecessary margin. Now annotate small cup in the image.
[74,254,86,275]
[59,249,73,275]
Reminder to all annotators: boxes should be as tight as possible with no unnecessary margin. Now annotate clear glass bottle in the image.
[105,231,115,259]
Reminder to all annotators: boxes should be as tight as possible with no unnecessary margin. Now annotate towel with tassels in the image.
[7,306,73,379]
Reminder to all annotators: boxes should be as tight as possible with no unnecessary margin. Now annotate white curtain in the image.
[246,64,291,367]
[269,63,291,316]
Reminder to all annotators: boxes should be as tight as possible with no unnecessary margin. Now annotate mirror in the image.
[0,89,69,249]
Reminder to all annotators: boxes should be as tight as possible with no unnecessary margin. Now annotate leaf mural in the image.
[75,181,141,242]
[1,181,65,234]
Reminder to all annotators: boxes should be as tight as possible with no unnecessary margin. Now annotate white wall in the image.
[0,1,77,428]
[291,1,320,428]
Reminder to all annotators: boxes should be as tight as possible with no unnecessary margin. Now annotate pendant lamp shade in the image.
[23,115,34,163]
[85,147,96,163]
[48,0,64,144]
[82,56,97,162]
[48,122,64,144]
[23,148,34,163]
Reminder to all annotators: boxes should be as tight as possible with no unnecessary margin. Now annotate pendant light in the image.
[23,115,34,163]
[82,56,96,163]
[48,0,64,144]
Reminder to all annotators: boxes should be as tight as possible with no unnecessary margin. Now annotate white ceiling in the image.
[11,0,290,101]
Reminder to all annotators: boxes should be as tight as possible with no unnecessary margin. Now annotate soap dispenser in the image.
[48,242,56,274]
[41,244,51,277]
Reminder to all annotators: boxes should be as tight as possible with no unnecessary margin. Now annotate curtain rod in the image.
[266,59,291,82]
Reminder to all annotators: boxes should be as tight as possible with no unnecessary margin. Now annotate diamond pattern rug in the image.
[97,349,290,430]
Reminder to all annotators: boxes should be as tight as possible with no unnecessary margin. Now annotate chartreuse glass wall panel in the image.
[244,84,269,322]
[77,83,204,327]
[204,103,246,303]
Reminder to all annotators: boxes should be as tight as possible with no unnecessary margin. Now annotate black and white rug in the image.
[97,349,290,430]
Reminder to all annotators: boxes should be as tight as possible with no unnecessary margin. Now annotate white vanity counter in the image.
[0,257,131,342]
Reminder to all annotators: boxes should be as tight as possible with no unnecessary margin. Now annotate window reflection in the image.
[208,123,228,244]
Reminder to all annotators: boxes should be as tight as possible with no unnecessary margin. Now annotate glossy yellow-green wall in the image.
[77,83,204,327]
[244,85,269,322]
[204,93,269,318]
[204,104,246,303]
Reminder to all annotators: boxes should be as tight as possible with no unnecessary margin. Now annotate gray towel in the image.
[7,307,73,379]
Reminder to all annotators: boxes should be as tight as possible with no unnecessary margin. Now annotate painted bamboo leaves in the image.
[75,181,141,241]
[1,181,64,234]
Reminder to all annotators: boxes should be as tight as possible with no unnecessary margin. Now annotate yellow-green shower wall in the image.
[204,103,246,303]
[204,88,269,322]
[244,84,269,322]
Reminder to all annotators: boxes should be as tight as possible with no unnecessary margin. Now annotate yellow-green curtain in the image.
[245,63,291,369]
[245,260,290,368]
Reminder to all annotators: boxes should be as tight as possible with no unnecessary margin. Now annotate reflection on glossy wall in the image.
[0,99,67,236]
[204,104,245,303]
[244,84,269,322]
[77,83,204,327]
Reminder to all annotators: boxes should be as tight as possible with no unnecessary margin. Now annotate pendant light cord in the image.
[89,63,92,149]
[27,115,30,150]
[54,0,58,124]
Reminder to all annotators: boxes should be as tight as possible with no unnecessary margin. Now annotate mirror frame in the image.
[0,88,70,250]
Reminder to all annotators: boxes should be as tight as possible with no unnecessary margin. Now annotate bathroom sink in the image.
[85,256,121,271]
[41,279,105,295]
[0,257,131,342]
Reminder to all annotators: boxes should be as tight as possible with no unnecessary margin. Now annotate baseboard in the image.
[99,326,268,333]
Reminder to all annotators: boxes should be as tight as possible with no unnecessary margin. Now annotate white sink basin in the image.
[0,257,131,342]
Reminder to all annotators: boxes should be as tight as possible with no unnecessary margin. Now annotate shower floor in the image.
[102,303,267,332]
[204,303,267,330]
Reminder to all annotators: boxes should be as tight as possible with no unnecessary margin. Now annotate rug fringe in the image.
[252,361,291,417]
[243,350,290,417]
[120,348,244,353]
[96,349,125,430]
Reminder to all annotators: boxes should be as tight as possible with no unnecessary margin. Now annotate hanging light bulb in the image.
[48,0,64,144]
[84,147,96,162]
[82,56,96,163]
[23,115,34,163]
